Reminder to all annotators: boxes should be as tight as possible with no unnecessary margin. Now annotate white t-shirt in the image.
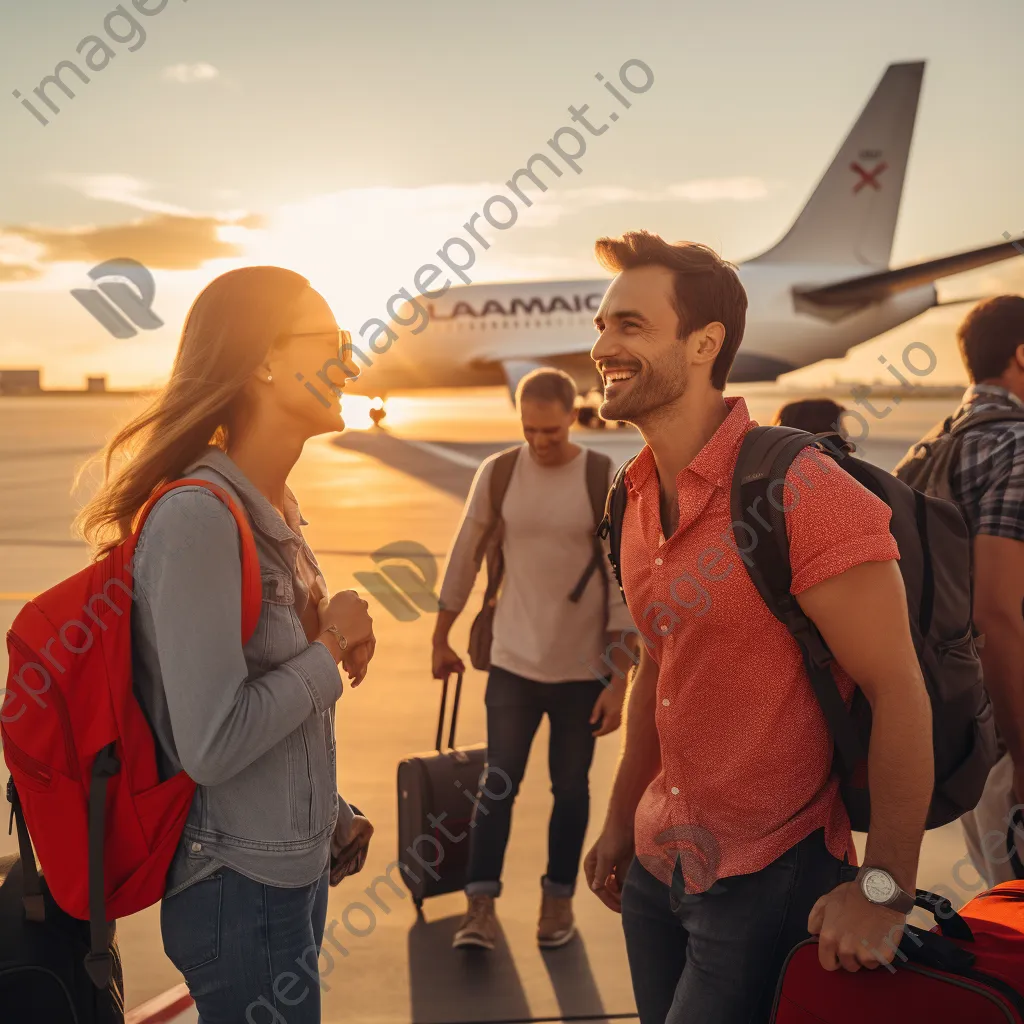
[438,444,634,683]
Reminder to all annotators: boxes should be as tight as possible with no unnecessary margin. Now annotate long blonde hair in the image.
[74,266,311,558]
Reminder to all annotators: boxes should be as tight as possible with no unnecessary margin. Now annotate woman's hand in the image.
[322,590,374,648]
[330,814,374,885]
[341,634,375,687]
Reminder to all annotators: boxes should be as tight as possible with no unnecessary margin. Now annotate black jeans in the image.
[465,665,604,898]
[620,828,845,1024]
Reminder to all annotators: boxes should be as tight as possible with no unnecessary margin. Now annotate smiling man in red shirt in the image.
[582,231,934,1024]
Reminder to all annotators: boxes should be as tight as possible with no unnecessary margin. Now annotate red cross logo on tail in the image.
[850,161,887,194]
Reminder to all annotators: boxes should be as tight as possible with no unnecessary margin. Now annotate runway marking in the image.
[404,439,484,470]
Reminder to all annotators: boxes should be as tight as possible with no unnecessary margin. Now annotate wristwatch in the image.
[322,625,348,654]
[857,866,916,914]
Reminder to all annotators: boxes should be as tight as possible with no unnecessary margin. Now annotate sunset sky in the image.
[1,0,1022,389]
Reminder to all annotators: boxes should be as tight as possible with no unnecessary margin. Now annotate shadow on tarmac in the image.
[407,912,635,1024]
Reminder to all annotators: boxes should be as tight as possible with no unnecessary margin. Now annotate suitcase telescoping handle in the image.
[434,672,464,753]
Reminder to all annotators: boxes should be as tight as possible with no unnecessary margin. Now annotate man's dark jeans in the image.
[621,827,845,1024]
[465,665,604,898]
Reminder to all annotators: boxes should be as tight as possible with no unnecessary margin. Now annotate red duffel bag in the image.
[771,873,1024,1023]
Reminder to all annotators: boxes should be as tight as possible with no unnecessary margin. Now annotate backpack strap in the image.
[471,448,522,611]
[569,451,613,620]
[730,425,867,776]
[127,478,263,645]
[596,456,636,602]
[6,777,43,924]
[84,742,120,988]
[948,407,1024,436]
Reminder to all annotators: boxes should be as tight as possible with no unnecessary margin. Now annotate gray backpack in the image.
[893,407,1024,501]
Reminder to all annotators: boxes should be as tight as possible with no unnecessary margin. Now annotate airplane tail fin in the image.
[750,61,925,269]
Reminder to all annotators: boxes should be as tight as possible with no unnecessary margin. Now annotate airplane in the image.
[342,61,1023,427]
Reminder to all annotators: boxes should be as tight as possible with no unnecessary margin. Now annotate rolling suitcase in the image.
[770,876,1024,1023]
[396,673,487,909]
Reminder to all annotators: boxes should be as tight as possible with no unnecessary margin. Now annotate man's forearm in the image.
[977,614,1024,765]
[432,608,460,647]
[862,685,934,893]
[604,653,660,830]
[603,632,641,690]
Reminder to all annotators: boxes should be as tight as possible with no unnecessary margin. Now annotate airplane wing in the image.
[490,351,600,401]
[795,236,1024,311]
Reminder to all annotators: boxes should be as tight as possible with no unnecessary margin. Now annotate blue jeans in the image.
[161,866,331,1024]
[466,666,604,898]
[620,828,845,1024]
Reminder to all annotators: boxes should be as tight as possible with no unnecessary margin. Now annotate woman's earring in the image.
[267,375,273,382]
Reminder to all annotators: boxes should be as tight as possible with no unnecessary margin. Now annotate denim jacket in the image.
[130,446,354,897]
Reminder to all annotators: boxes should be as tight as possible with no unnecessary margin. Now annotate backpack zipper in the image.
[3,737,53,785]
[5,631,80,781]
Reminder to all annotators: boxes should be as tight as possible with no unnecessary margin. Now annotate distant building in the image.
[0,369,42,395]
[86,376,107,393]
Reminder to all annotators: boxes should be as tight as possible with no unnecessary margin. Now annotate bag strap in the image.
[730,426,866,776]
[84,742,120,989]
[125,478,263,644]
[948,406,1024,436]
[471,448,521,607]
[569,450,613,612]
[6,777,44,924]
[597,456,636,602]
[1009,807,1024,880]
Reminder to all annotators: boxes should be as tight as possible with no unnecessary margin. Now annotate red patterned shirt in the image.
[621,397,900,891]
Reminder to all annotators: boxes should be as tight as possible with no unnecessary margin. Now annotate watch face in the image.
[862,869,897,904]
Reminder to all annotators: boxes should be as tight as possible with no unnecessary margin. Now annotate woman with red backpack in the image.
[69,266,377,1021]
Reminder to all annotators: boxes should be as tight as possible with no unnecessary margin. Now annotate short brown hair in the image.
[516,367,577,412]
[594,230,748,389]
[957,295,1024,383]
[772,398,846,434]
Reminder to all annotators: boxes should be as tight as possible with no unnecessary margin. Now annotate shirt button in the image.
[659,624,669,633]
[671,787,679,796]
[662,698,670,706]
[190,842,202,853]
[654,557,663,566]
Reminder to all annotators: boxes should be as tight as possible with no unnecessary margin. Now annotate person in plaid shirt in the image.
[947,296,1024,884]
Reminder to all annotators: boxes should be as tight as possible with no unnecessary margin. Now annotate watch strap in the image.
[858,866,915,914]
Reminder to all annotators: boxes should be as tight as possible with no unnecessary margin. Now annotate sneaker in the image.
[452,894,498,950]
[537,893,576,948]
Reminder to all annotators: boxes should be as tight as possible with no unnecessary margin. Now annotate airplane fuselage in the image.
[342,268,938,398]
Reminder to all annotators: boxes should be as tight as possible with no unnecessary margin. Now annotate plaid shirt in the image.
[950,384,1024,542]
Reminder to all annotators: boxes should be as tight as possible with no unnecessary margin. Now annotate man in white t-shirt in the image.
[432,368,638,950]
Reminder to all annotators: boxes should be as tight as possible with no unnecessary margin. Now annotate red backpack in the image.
[2,479,261,987]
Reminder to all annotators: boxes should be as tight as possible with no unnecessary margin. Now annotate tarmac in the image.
[0,388,989,1023]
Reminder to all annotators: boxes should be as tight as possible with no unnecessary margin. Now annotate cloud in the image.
[558,178,772,207]
[0,263,41,282]
[52,174,195,216]
[162,63,220,84]
[3,213,259,270]
[667,177,770,201]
